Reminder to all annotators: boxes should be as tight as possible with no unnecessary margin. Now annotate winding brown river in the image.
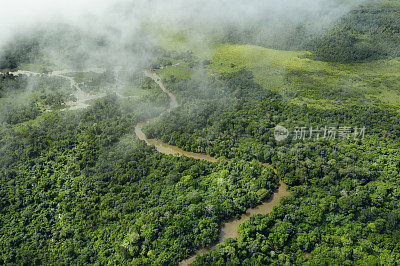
[135,70,290,265]
[2,66,290,264]
[2,67,289,264]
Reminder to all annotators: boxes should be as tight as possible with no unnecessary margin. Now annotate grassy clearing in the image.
[18,63,52,73]
[65,72,102,83]
[150,41,400,110]
[155,64,194,82]
[209,44,302,74]
[154,24,215,60]
[206,44,400,109]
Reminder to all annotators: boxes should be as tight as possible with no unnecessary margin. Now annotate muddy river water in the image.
[2,67,290,264]
[136,71,290,265]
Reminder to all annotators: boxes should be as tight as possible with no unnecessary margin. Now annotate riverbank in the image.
[135,70,290,265]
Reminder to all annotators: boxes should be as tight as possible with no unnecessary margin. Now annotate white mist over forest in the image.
[1,0,366,54]
[2,1,400,265]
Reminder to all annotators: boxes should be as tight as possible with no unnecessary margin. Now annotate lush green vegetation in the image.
[0,71,278,264]
[144,4,400,261]
[205,44,400,109]
[146,64,400,265]
[0,74,73,122]
[193,136,400,265]
[2,0,400,265]
[309,1,400,62]
[147,64,400,162]
[0,39,41,69]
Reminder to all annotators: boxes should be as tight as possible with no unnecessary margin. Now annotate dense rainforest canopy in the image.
[1,0,400,265]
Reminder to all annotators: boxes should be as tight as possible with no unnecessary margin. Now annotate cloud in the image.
[0,0,365,40]
[0,0,114,44]
[0,0,367,68]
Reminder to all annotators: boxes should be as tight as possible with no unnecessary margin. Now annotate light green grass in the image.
[18,63,52,73]
[155,64,194,82]
[65,72,101,83]
[150,23,216,60]
[155,42,400,109]
[209,44,303,73]
[207,44,400,110]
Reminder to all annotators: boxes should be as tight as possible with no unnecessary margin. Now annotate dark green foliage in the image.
[2,2,400,264]
[0,74,73,123]
[216,1,400,62]
[0,39,40,69]
[142,66,400,264]
[309,1,400,62]
[145,67,400,165]
[0,71,278,265]
[194,138,400,265]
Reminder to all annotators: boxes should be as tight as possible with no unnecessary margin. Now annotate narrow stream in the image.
[136,71,290,265]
